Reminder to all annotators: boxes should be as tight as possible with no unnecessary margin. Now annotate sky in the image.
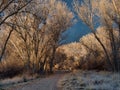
[61,0,90,44]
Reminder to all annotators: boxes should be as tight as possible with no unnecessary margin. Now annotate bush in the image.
[57,27,119,71]
[0,60,24,79]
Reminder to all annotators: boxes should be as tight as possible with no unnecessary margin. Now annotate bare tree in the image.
[0,0,33,61]
[74,0,120,72]
[0,0,32,26]
[1,0,73,74]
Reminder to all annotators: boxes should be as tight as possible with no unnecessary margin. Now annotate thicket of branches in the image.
[0,0,119,79]
[74,0,120,72]
[55,27,119,71]
[0,0,73,77]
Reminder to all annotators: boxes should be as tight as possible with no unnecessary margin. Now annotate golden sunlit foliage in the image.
[57,27,119,70]
[74,0,120,72]
[0,0,73,77]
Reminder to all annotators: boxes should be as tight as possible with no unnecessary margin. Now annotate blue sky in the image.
[61,0,90,44]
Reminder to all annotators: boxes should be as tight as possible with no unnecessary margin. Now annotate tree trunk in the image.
[39,54,47,74]
[49,47,56,73]
[0,29,14,61]
[113,52,119,72]
[93,33,114,71]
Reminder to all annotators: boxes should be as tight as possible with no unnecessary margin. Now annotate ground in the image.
[1,70,120,90]
[1,71,66,90]
[59,70,120,90]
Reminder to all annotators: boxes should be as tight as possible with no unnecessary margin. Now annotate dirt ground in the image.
[3,71,67,90]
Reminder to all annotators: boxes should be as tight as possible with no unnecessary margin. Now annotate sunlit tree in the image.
[74,0,120,72]
[0,0,73,74]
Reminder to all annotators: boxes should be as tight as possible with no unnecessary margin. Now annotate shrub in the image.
[57,27,119,71]
[0,59,24,79]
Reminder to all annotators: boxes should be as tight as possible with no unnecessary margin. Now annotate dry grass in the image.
[58,70,120,90]
[0,74,39,88]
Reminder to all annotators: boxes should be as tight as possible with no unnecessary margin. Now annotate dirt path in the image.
[5,72,66,90]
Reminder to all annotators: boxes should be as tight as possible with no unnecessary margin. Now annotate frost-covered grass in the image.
[58,70,120,90]
[0,74,39,88]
